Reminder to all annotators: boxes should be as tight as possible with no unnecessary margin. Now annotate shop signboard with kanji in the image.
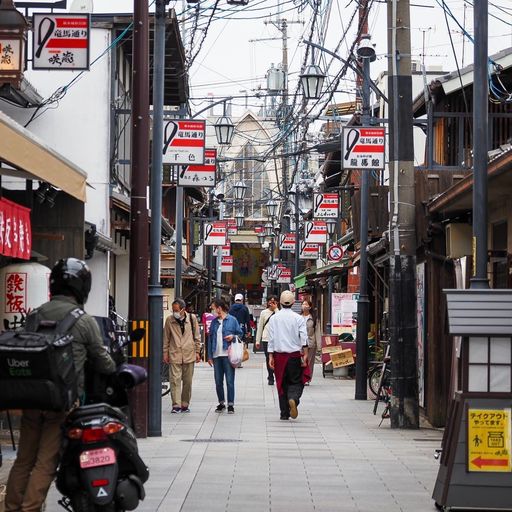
[342,127,386,170]
[279,233,295,251]
[299,242,319,260]
[304,220,327,244]
[214,241,231,257]
[313,193,339,218]
[163,120,206,165]
[203,221,227,246]
[177,148,216,187]
[0,198,31,260]
[33,13,90,70]
[468,408,511,472]
[221,256,233,273]
[276,267,292,284]
[226,218,238,236]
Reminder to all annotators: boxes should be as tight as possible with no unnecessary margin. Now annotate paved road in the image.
[7,354,442,511]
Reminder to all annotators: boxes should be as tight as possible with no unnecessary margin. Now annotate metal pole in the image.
[129,0,150,438]
[147,0,165,438]
[470,0,489,289]
[215,201,225,297]
[175,183,184,297]
[207,193,214,304]
[293,185,300,296]
[355,56,371,401]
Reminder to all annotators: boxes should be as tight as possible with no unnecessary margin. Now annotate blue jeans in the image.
[213,356,235,405]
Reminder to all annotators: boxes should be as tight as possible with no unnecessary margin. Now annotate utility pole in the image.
[387,0,419,428]
[147,0,165,438]
[129,0,150,438]
[175,182,184,297]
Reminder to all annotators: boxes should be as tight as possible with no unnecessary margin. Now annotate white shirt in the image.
[213,319,228,358]
[267,307,308,353]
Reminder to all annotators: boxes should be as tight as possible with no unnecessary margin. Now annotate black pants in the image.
[262,341,274,383]
[279,357,304,418]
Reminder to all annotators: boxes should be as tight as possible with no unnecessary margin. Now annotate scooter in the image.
[56,325,149,511]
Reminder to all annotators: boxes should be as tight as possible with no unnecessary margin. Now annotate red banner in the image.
[0,199,32,260]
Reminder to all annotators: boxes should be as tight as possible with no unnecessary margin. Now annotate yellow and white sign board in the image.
[468,408,511,472]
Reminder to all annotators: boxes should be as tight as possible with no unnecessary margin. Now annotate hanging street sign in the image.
[277,267,292,284]
[214,241,231,257]
[468,408,511,472]
[32,13,90,70]
[226,218,238,236]
[177,148,216,187]
[305,220,328,244]
[299,242,319,260]
[342,126,386,170]
[313,193,339,218]
[328,245,345,262]
[162,120,206,165]
[279,233,296,251]
[254,226,264,234]
[221,255,233,273]
[203,221,227,246]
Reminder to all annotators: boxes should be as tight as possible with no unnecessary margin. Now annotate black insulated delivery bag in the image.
[0,308,84,411]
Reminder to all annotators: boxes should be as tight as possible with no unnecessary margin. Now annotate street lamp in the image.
[266,198,279,219]
[0,0,28,89]
[300,63,326,100]
[257,232,266,245]
[326,218,337,237]
[264,222,274,237]
[214,101,235,145]
[234,180,247,201]
[235,211,244,229]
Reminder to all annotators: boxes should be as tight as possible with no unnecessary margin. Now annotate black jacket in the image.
[228,303,250,336]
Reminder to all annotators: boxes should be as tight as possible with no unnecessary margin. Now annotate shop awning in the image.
[0,111,87,202]
[294,259,352,287]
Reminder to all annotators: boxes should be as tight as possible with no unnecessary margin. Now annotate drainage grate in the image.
[181,438,242,443]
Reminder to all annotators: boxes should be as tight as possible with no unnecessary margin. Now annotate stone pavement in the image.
[5,354,443,511]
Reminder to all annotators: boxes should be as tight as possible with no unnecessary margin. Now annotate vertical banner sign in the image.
[33,14,90,70]
[277,267,292,284]
[226,218,238,236]
[177,148,217,187]
[279,233,296,251]
[299,242,319,260]
[221,256,233,273]
[0,199,31,260]
[162,120,206,165]
[468,409,511,472]
[342,127,386,170]
[304,221,328,244]
[313,193,339,218]
[203,221,227,246]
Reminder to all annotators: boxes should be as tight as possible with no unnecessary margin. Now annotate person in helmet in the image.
[5,258,116,512]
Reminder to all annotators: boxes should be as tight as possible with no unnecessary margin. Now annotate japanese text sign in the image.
[0,199,31,261]
[0,39,22,71]
[468,408,511,472]
[214,241,231,257]
[177,148,216,187]
[221,256,233,273]
[226,218,238,236]
[342,127,385,170]
[163,120,206,165]
[279,233,296,251]
[313,193,339,218]
[33,13,90,70]
[305,220,327,244]
[203,221,227,246]
[276,267,292,284]
[5,272,27,315]
[299,242,319,260]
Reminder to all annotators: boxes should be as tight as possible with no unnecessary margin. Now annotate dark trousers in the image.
[213,356,235,405]
[262,341,274,383]
[278,357,304,418]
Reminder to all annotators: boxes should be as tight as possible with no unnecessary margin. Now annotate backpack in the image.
[0,307,84,411]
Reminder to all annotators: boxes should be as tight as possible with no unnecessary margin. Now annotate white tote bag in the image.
[228,336,244,368]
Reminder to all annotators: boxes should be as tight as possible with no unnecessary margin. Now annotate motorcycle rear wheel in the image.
[70,492,117,512]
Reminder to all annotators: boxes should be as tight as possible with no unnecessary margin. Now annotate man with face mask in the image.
[163,298,201,413]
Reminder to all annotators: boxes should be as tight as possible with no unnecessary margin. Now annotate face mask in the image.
[302,305,310,311]
[173,312,183,320]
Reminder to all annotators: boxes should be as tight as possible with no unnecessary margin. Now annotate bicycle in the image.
[372,343,392,424]
[161,361,171,397]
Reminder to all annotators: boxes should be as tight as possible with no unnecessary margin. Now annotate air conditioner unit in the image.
[446,223,472,258]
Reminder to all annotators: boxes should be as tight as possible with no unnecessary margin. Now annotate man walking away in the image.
[255,295,279,385]
[268,290,309,420]
[163,298,201,413]
[229,293,250,367]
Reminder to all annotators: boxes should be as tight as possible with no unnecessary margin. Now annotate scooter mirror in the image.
[130,328,145,342]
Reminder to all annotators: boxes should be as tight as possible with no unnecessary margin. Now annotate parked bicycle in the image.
[372,342,392,424]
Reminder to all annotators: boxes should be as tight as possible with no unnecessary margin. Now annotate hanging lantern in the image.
[235,211,244,229]
[266,199,279,219]
[234,180,247,201]
[326,218,337,236]
[257,232,266,245]
[214,101,235,145]
[264,222,274,237]
[300,63,326,100]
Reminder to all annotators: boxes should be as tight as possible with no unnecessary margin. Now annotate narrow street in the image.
[47,355,440,511]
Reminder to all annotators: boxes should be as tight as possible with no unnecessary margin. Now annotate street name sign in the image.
[213,241,231,257]
[279,233,296,251]
[33,13,90,70]
[226,218,238,236]
[342,127,385,170]
[203,221,226,246]
[177,148,216,187]
[313,193,339,218]
[163,120,205,165]
[221,256,233,273]
[299,242,319,260]
[305,220,327,244]
[328,245,344,262]
[277,267,292,284]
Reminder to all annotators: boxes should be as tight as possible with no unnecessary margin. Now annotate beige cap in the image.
[280,290,295,306]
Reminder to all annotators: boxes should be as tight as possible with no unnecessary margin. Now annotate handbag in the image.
[227,336,244,368]
[242,345,250,362]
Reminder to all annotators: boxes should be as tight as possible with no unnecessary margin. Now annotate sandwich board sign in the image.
[313,193,339,218]
[33,13,90,70]
[305,220,327,244]
[279,233,295,251]
[163,120,206,165]
[177,149,216,187]
[203,221,227,246]
[342,127,385,170]
[299,242,319,260]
